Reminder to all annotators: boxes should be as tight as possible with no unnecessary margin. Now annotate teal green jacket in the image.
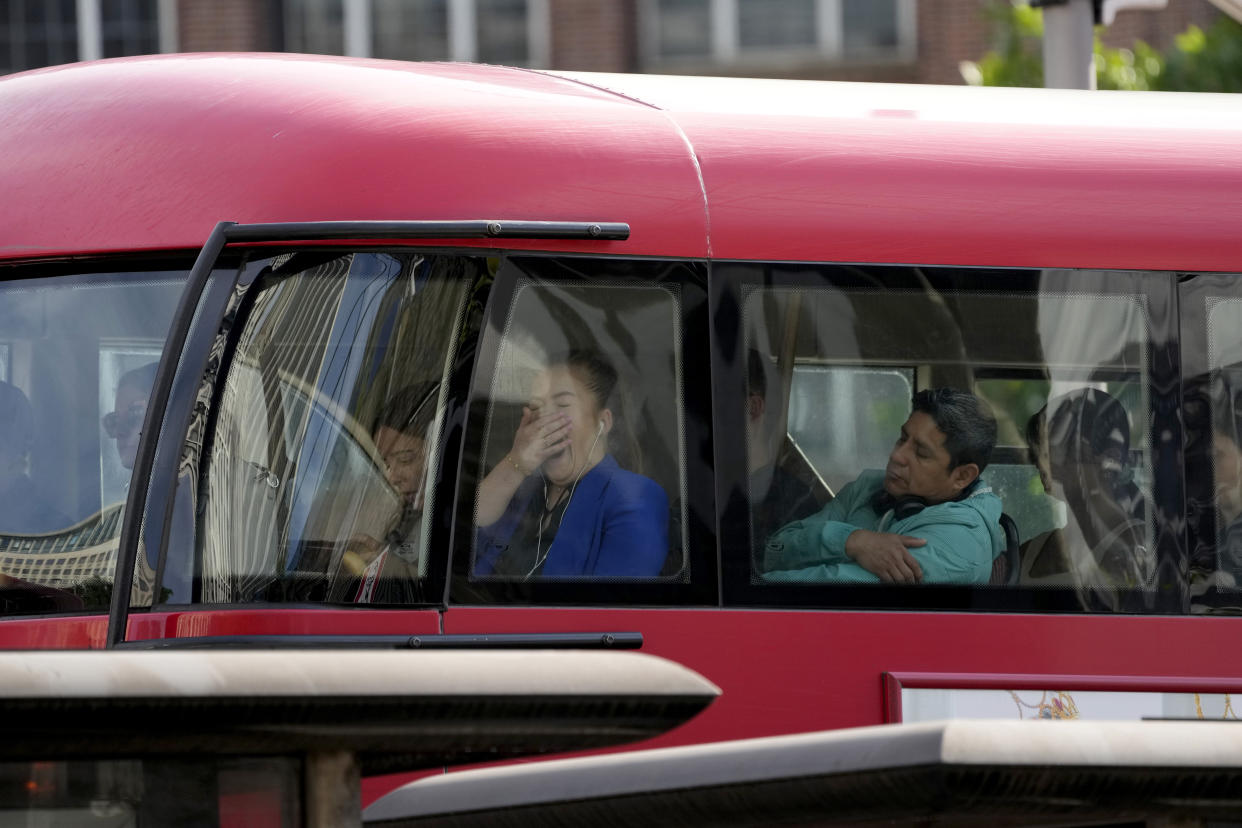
[761,469,1003,585]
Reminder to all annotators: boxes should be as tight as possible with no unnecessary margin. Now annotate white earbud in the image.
[597,420,605,435]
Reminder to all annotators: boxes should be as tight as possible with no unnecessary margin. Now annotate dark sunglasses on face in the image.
[102,403,146,438]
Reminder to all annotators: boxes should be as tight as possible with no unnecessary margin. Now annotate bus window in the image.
[1184,284,1242,608]
[787,364,913,497]
[0,266,183,616]
[468,269,686,583]
[193,252,483,606]
[726,264,1173,613]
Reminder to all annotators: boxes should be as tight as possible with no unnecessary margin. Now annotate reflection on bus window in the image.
[1202,296,1242,595]
[0,271,182,615]
[471,276,686,581]
[198,252,476,605]
[100,353,159,505]
[1020,389,1150,593]
[745,349,824,551]
[740,270,1159,608]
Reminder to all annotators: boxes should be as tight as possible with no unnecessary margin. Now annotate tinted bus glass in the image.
[192,251,482,606]
[470,268,686,581]
[451,255,715,607]
[718,263,1178,613]
[1179,273,1242,614]
[0,267,183,616]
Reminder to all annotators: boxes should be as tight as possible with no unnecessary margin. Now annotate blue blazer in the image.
[475,454,669,577]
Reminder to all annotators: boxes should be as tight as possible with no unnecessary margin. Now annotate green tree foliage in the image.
[1159,16,1242,91]
[961,1,1242,92]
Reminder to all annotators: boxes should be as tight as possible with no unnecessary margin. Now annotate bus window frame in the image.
[114,220,633,644]
[447,253,717,608]
[711,260,1186,615]
[1176,270,1242,612]
[128,244,496,622]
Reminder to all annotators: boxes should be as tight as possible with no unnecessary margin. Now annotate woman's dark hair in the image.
[912,387,997,472]
[548,349,619,413]
[374,382,439,438]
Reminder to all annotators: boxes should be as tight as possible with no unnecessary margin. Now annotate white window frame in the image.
[640,0,916,68]
[337,0,548,66]
[75,0,177,62]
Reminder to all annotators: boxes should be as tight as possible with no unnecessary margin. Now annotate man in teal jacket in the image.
[762,388,1003,585]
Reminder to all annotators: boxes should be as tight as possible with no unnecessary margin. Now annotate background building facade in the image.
[0,1,1232,82]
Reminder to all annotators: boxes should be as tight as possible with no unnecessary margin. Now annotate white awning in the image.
[365,719,1242,826]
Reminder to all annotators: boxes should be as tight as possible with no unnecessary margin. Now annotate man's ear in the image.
[949,462,980,493]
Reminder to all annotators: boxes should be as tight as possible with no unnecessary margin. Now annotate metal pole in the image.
[306,751,361,828]
[1042,0,1096,89]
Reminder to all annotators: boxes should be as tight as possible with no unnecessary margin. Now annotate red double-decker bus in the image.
[1,54,1241,806]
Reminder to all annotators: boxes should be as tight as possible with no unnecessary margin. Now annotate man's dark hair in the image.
[912,387,997,472]
[117,361,158,395]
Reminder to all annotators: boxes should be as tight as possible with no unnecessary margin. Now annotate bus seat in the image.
[775,433,834,507]
[990,513,1021,586]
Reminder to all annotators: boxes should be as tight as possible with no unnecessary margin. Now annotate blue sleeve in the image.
[590,476,669,577]
[473,479,536,576]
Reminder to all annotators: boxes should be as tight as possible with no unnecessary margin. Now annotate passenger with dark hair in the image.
[104,361,158,472]
[1022,388,1149,591]
[763,387,1003,585]
[746,349,819,546]
[335,382,438,603]
[474,349,668,578]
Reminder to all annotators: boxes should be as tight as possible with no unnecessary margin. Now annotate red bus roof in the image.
[2,54,1240,270]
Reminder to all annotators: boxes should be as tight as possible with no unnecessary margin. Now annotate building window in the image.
[100,0,159,58]
[641,0,915,69]
[1,0,173,76]
[1,1,79,74]
[283,0,548,66]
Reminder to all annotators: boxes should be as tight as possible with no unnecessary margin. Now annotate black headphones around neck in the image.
[873,479,981,520]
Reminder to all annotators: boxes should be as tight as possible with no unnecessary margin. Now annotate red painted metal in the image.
[4,56,1241,270]
[882,672,904,724]
[442,607,1242,747]
[124,608,441,640]
[0,607,441,650]
[0,56,708,261]
[0,615,108,649]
